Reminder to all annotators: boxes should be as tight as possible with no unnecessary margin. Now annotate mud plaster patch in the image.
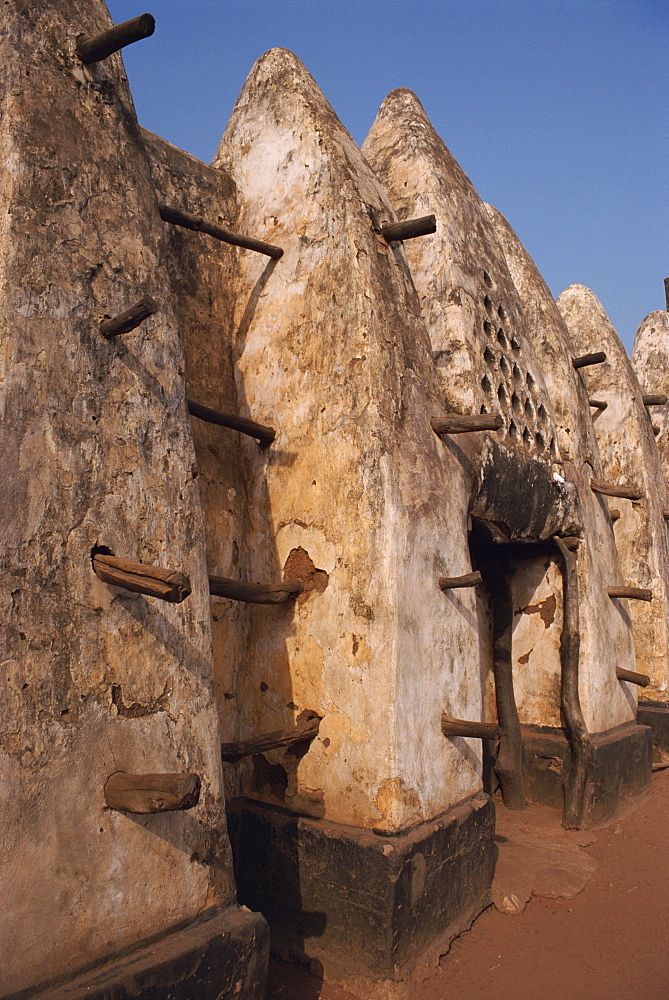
[283,546,328,604]
[518,593,557,628]
[111,681,170,718]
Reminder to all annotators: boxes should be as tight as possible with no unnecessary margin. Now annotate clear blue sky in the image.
[108,0,667,353]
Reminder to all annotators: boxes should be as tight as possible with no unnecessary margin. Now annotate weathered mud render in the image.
[0,5,665,998]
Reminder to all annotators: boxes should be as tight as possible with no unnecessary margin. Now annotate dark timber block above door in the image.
[225,791,495,990]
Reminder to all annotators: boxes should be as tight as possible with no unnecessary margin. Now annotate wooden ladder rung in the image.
[608,586,653,602]
[100,296,157,339]
[187,399,275,445]
[573,351,606,369]
[432,414,503,435]
[591,478,643,501]
[616,667,650,688]
[209,575,303,604]
[441,715,501,740]
[221,712,321,763]
[77,13,155,64]
[380,215,437,242]
[92,552,191,603]
[159,203,283,259]
[104,772,200,813]
[439,571,481,590]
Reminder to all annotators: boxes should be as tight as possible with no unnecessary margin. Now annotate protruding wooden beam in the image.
[441,715,502,740]
[486,556,526,810]
[664,277,669,312]
[209,576,303,604]
[608,586,653,602]
[104,772,200,814]
[158,203,283,259]
[663,510,669,521]
[561,536,581,551]
[642,394,668,406]
[380,215,437,242]
[588,399,607,410]
[431,414,503,435]
[92,552,190,603]
[609,508,621,522]
[221,711,321,762]
[77,13,155,64]
[616,667,650,688]
[590,479,643,501]
[100,295,157,339]
[573,351,606,370]
[439,571,482,590]
[187,399,275,446]
[553,535,592,830]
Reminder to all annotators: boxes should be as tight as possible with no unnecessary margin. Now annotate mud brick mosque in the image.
[2,3,669,998]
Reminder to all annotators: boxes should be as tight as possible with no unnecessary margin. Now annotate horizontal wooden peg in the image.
[187,399,275,446]
[442,715,502,740]
[431,414,503,435]
[642,394,668,406]
[590,478,643,501]
[100,295,157,339]
[663,510,669,520]
[222,711,321,763]
[158,203,283,259]
[77,13,155,64]
[92,552,191,603]
[380,215,437,242]
[439,571,482,590]
[209,575,303,604]
[616,666,650,688]
[609,508,621,522]
[105,771,200,814]
[589,399,608,410]
[573,351,606,370]
[665,277,669,313]
[608,585,653,602]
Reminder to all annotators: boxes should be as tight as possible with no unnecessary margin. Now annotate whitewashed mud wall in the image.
[213,49,488,832]
[558,285,669,701]
[139,128,255,757]
[362,89,574,732]
[0,2,232,993]
[487,210,637,733]
[633,309,669,486]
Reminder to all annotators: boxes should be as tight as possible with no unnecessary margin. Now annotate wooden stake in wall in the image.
[92,552,191,603]
[77,13,155,64]
[104,772,200,813]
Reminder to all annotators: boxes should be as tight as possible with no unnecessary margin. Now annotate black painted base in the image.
[226,791,495,991]
[521,720,652,827]
[7,905,268,1000]
[637,701,669,751]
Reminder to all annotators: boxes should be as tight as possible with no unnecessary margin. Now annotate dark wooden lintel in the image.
[441,715,501,740]
[93,552,191,603]
[158,203,283,258]
[100,295,157,339]
[588,399,607,410]
[380,215,437,242]
[431,414,503,435]
[104,771,200,813]
[608,585,653,602]
[187,399,275,446]
[439,571,482,590]
[591,478,643,501]
[573,351,606,369]
[642,394,668,406]
[209,575,303,604]
[77,13,155,64]
[221,712,321,762]
[616,666,650,687]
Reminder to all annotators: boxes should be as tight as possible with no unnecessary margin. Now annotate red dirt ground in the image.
[266,768,669,1000]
